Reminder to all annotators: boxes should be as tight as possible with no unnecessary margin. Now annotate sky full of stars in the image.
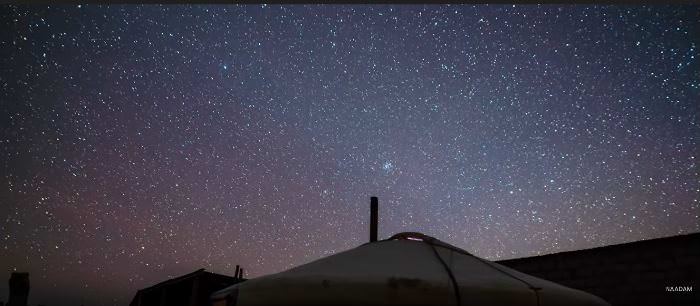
[1,4,699,306]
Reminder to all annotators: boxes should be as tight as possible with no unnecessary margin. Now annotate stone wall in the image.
[496,233,699,306]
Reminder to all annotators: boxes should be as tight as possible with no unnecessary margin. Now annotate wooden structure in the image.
[129,268,245,306]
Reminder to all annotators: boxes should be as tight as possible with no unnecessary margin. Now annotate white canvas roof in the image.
[212,232,609,306]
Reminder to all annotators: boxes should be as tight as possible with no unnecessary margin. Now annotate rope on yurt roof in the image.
[386,232,542,306]
[424,236,462,306]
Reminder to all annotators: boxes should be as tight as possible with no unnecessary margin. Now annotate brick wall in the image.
[496,233,699,306]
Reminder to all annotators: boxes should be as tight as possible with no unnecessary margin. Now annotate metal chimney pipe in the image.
[370,196,378,242]
[239,268,244,279]
[234,265,240,278]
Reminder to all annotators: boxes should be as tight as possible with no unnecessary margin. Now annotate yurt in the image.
[212,198,610,306]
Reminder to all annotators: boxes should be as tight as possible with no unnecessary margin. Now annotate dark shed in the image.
[129,268,246,306]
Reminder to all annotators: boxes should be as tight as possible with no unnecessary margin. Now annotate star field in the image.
[1,4,699,306]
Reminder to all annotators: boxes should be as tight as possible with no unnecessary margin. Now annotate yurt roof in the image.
[212,232,610,306]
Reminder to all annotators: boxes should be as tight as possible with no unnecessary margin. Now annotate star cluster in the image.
[1,4,698,306]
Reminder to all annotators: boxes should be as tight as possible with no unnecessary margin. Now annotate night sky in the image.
[1,4,699,306]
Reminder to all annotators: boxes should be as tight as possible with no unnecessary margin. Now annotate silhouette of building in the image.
[129,268,246,306]
[7,272,29,306]
[497,232,699,306]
